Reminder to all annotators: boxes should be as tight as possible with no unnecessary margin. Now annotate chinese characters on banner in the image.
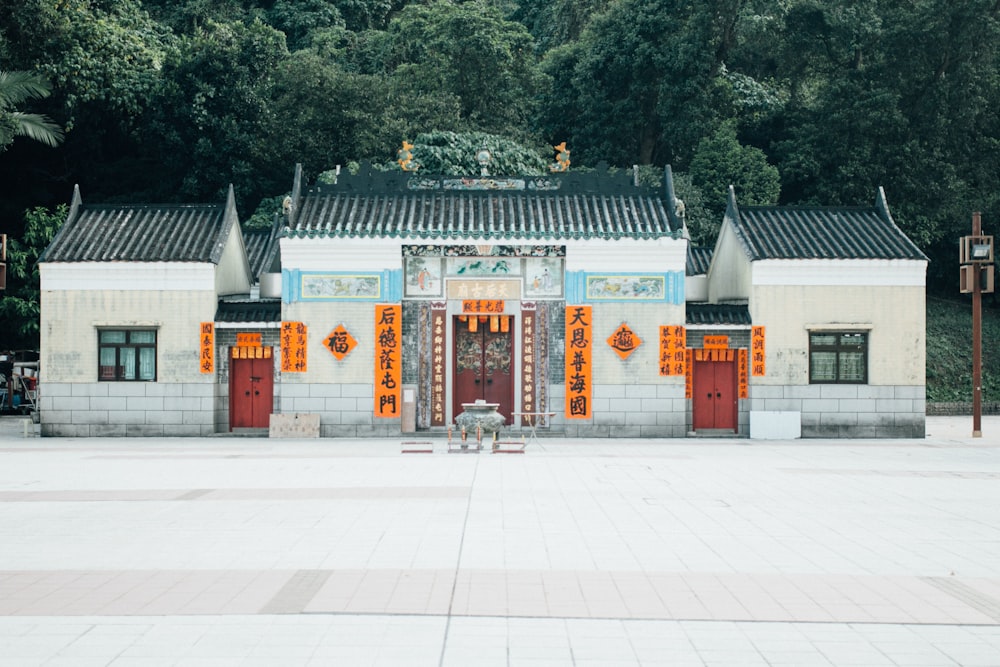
[462,299,504,314]
[280,321,308,372]
[374,304,401,418]
[607,323,641,360]
[565,305,592,419]
[323,325,357,361]
[658,325,686,376]
[236,332,261,347]
[738,348,749,398]
[521,304,536,425]
[431,307,446,426]
[685,349,694,398]
[751,326,766,376]
[199,322,214,374]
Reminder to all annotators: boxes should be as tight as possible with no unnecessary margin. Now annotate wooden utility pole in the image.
[972,212,983,437]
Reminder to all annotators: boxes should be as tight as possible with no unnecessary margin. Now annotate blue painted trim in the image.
[386,269,403,302]
[284,270,386,302]
[565,271,684,304]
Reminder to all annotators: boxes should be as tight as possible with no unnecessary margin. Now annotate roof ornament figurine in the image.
[396,141,419,172]
[282,196,293,216]
[550,142,570,172]
[476,144,492,176]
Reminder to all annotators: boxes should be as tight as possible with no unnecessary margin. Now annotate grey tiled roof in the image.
[730,194,927,261]
[243,227,279,278]
[687,303,752,326]
[289,191,676,241]
[41,203,232,263]
[687,247,713,276]
[285,167,681,242]
[215,298,281,323]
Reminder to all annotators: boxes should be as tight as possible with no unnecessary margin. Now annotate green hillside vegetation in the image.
[927,296,1000,403]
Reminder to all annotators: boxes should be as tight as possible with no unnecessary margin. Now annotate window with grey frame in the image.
[98,330,157,381]
[809,331,867,383]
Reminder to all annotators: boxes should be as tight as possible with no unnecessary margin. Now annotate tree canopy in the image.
[1,0,998,302]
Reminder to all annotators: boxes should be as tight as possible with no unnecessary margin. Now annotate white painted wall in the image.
[750,283,926,385]
[40,288,219,383]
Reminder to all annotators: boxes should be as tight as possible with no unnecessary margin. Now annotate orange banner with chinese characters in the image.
[374,304,402,418]
[462,299,505,314]
[751,326,766,376]
[738,348,749,398]
[658,325,686,376]
[703,335,729,349]
[280,321,308,372]
[232,346,272,359]
[565,305,592,419]
[236,332,261,347]
[685,349,694,398]
[199,322,214,374]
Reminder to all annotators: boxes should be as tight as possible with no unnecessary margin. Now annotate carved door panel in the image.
[453,318,513,424]
[692,358,737,431]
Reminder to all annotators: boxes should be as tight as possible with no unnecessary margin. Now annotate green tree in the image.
[539,0,743,167]
[0,71,63,151]
[0,206,65,349]
[690,121,779,207]
[144,19,290,207]
[384,0,547,139]
[394,130,549,176]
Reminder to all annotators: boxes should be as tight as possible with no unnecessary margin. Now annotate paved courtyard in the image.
[0,416,999,666]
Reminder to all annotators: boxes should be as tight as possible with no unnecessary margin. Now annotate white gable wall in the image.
[707,221,752,303]
[216,223,253,295]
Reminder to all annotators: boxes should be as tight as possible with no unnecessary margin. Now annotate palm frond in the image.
[0,71,54,107]
[10,112,64,147]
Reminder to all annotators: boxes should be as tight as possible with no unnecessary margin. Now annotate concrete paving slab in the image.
[0,415,999,665]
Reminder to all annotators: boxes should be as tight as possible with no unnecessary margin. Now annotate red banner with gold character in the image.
[565,305,592,419]
[374,304,402,418]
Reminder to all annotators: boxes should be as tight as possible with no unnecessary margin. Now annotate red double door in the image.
[692,357,737,431]
[229,352,274,429]
[452,318,514,424]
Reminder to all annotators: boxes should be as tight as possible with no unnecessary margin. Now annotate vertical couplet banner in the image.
[658,325,686,376]
[280,321,308,372]
[738,348,749,398]
[199,322,214,374]
[751,325,766,376]
[374,304,402,418]
[521,305,537,425]
[564,305,592,419]
[430,307,446,426]
[684,349,694,399]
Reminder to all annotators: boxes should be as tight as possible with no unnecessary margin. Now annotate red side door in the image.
[692,358,737,431]
[453,318,513,424]
[230,351,274,429]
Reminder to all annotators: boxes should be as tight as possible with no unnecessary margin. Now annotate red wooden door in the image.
[230,352,274,429]
[453,318,513,424]
[692,358,737,431]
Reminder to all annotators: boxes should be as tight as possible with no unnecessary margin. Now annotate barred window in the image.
[809,331,867,384]
[98,330,157,381]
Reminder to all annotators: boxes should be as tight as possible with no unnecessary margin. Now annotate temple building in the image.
[37,158,927,438]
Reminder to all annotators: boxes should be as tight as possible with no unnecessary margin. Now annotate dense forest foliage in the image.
[2,0,999,348]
